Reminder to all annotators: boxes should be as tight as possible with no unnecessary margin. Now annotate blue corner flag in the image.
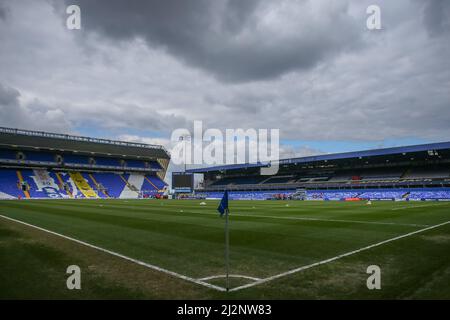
[217,190,229,216]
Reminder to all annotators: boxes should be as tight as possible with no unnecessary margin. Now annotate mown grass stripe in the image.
[230,220,450,292]
[0,214,226,292]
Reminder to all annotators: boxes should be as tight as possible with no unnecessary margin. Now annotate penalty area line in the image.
[0,214,226,292]
[229,219,450,292]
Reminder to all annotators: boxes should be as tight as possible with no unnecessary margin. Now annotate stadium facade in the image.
[0,127,169,199]
[188,141,450,201]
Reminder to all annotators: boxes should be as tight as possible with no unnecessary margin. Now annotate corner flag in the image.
[217,190,230,291]
[217,190,229,216]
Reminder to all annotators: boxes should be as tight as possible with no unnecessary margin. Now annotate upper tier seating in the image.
[0,149,17,160]
[403,168,450,179]
[308,176,330,182]
[149,161,162,170]
[359,168,403,180]
[95,157,121,167]
[125,159,146,168]
[262,176,296,184]
[327,174,352,182]
[24,151,55,162]
[211,176,267,186]
[63,154,91,165]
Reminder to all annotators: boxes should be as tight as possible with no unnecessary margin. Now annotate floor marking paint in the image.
[198,274,261,281]
[2,212,447,293]
[391,203,449,211]
[229,220,450,292]
[43,202,429,228]
[195,211,430,227]
[0,214,226,292]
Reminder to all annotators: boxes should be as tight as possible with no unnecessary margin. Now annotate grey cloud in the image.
[0,83,22,125]
[63,0,363,82]
[0,3,8,20]
[279,145,323,159]
[77,102,190,134]
[422,0,450,37]
[0,83,71,133]
[1,0,449,147]
[0,82,18,105]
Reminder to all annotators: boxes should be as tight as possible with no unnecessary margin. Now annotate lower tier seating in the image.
[201,188,450,200]
[0,169,167,199]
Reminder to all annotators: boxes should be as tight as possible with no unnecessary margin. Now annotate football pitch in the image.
[0,199,449,299]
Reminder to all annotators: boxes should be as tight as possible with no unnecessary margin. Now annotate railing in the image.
[0,158,161,172]
[199,178,450,191]
[0,126,168,154]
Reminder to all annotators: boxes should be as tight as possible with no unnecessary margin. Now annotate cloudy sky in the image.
[0,0,449,163]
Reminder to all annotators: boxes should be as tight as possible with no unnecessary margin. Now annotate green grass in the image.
[0,199,449,299]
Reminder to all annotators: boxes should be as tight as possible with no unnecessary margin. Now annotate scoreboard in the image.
[172,172,194,192]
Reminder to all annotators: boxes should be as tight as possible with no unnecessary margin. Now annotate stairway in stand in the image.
[119,174,144,198]
[69,172,98,198]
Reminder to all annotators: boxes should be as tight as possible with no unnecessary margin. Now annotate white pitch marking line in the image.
[196,211,430,227]
[391,203,449,211]
[199,274,261,281]
[0,214,226,292]
[229,220,450,292]
[47,202,429,227]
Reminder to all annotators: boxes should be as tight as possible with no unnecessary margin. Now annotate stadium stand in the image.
[0,148,17,160]
[262,176,297,184]
[189,141,450,201]
[125,159,146,168]
[0,127,169,199]
[86,172,124,198]
[210,176,267,186]
[306,190,360,200]
[404,167,450,179]
[0,169,23,199]
[94,156,122,167]
[148,161,162,170]
[24,151,56,163]
[409,189,450,200]
[63,154,91,165]
[202,190,295,200]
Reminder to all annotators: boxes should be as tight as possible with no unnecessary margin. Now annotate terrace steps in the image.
[69,172,98,198]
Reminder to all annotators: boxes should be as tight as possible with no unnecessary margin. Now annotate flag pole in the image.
[225,207,230,292]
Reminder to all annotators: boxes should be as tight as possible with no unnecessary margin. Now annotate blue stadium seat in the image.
[95,157,121,167]
[125,159,146,168]
[24,151,55,162]
[0,169,22,198]
[90,172,127,198]
[0,149,17,160]
[64,154,91,165]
